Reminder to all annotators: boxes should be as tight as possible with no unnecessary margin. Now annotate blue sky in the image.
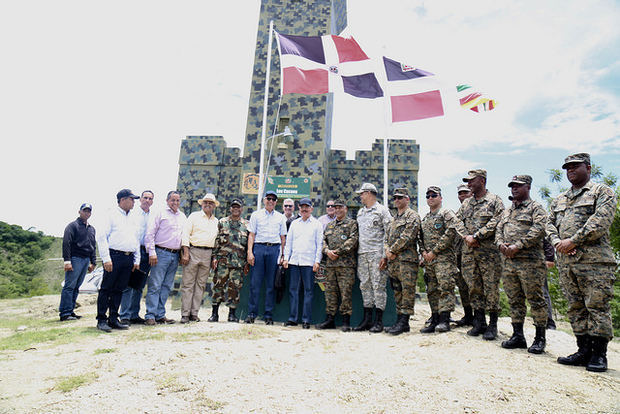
[0,0,618,235]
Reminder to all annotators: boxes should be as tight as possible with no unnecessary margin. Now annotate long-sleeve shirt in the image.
[318,214,336,230]
[357,202,393,254]
[385,208,421,262]
[145,207,186,256]
[62,218,96,265]
[457,190,505,250]
[495,198,547,260]
[322,217,358,268]
[181,211,218,247]
[283,216,323,266]
[132,207,150,247]
[421,208,465,257]
[248,209,287,243]
[96,206,140,265]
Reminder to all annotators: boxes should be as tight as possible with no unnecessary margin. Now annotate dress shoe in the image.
[156,317,176,324]
[60,315,77,321]
[108,319,129,330]
[189,315,200,322]
[145,318,157,326]
[264,318,274,325]
[71,312,83,319]
[284,320,298,327]
[302,322,310,329]
[180,316,190,324]
[119,319,131,326]
[245,316,255,324]
[97,321,112,332]
[130,317,146,325]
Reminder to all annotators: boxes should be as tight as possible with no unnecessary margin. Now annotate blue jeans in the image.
[59,256,90,317]
[145,248,179,320]
[119,247,150,320]
[288,265,314,323]
[248,243,280,318]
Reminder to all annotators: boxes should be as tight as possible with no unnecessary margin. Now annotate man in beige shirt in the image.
[179,193,219,323]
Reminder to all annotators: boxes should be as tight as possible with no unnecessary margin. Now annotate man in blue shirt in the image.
[246,191,287,324]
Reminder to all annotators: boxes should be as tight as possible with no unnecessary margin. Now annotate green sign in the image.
[265,176,311,199]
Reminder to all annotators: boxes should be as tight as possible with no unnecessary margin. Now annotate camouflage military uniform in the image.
[212,216,250,309]
[385,208,422,315]
[421,208,465,313]
[496,199,548,326]
[457,191,505,312]
[357,202,393,310]
[547,180,617,339]
[453,235,470,308]
[322,217,359,316]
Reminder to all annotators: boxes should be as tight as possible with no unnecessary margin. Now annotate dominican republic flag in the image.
[276,32,383,99]
[457,84,497,112]
[383,56,444,123]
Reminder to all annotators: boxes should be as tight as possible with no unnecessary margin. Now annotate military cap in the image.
[393,187,409,197]
[230,198,243,206]
[562,153,591,169]
[355,182,378,194]
[298,197,313,207]
[333,199,346,207]
[426,186,441,195]
[462,169,487,182]
[508,175,533,187]
[457,184,470,193]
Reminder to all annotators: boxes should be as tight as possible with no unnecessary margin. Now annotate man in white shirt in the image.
[283,198,323,329]
[318,200,337,230]
[95,189,140,332]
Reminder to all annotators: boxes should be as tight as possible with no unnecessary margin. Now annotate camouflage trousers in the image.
[388,260,418,315]
[558,262,615,339]
[425,259,457,313]
[461,247,501,312]
[324,267,356,316]
[455,255,471,307]
[212,266,244,309]
[501,258,547,327]
[357,251,388,310]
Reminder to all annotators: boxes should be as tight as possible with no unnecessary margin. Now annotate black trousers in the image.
[97,250,134,321]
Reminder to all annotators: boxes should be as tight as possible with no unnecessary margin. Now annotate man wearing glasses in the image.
[282,198,298,231]
[318,200,337,230]
[246,191,287,324]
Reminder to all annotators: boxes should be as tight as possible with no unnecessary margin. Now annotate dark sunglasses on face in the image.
[266,197,277,201]
[326,205,335,208]
[393,196,405,200]
[426,193,439,199]
[284,205,293,208]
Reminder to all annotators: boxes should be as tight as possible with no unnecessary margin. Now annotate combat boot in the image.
[435,311,451,333]
[227,307,239,323]
[558,334,591,366]
[207,303,219,322]
[420,313,439,333]
[501,322,527,349]
[341,315,351,332]
[467,309,487,336]
[385,314,403,334]
[369,309,384,333]
[455,306,474,327]
[483,311,498,340]
[316,314,336,330]
[586,336,609,372]
[389,314,410,336]
[528,326,546,354]
[353,307,373,332]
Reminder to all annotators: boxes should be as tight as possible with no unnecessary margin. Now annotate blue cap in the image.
[299,197,312,207]
[116,189,139,202]
[80,203,92,211]
[264,191,278,199]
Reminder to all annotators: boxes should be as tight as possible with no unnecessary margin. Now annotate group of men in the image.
[60,152,616,372]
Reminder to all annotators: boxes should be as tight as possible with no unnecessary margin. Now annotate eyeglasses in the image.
[393,196,405,200]
[326,205,335,208]
[426,194,439,199]
[284,205,293,208]
[266,197,277,201]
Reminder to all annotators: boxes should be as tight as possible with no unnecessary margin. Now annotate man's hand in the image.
[465,235,480,248]
[211,258,218,270]
[247,251,255,266]
[103,261,113,272]
[423,251,436,264]
[386,250,396,261]
[282,259,289,269]
[149,255,158,266]
[64,263,73,272]
[379,257,387,270]
[556,239,576,254]
[243,263,250,275]
[326,249,339,260]
[132,264,139,271]
[180,253,190,266]
[88,263,95,272]
[505,244,519,259]
[545,261,555,269]
[312,262,320,272]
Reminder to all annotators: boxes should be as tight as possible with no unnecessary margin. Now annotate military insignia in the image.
[341,235,347,240]
[434,223,443,229]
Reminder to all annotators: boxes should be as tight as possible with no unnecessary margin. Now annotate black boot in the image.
[207,303,219,322]
[390,314,410,336]
[316,314,336,330]
[435,311,451,333]
[385,314,403,334]
[502,322,527,349]
[455,306,474,327]
[586,336,609,372]
[369,309,384,333]
[353,307,373,332]
[341,315,351,332]
[467,309,487,336]
[558,334,591,366]
[227,307,239,323]
[420,313,439,333]
[528,326,546,354]
[483,311,498,340]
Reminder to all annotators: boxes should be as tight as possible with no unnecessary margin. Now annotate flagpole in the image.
[257,20,274,211]
[383,137,388,206]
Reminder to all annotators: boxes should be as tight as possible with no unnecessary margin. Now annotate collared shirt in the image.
[284,216,323,266]
[248,208,287,243]
[496,198,547,260]
[182,210,219,247]
[62,217,96,265]
[96,206,140,265]
[356,201,393,254]
[132,207,150,246]
[318,214,336,230]
[457,190,504,249]
[145,207,186,256]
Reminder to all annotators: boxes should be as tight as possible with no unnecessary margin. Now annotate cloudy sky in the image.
[1,0,618,236]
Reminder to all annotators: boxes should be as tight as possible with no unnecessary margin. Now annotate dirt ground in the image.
[0,294,618,414]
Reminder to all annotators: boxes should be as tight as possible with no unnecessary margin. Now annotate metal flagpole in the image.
[383,137,388,206]
[257,20,274,211]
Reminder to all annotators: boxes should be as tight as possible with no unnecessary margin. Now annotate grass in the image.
[0,327,102,351]
[53,372,98,393]
[0,316,58,331]
[156,373,190,393]
[123,326,277,344]
[93,348,117,355]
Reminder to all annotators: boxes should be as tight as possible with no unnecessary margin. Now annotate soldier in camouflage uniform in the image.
[211,198,250,323]
[420,186,465,334]
[548,153,617,372]
[496,175,548,354]
[457,169,505,340]
[454,184,473,327]
[316,200,359,332]
[383,188,422,335]
[354,183,393,333]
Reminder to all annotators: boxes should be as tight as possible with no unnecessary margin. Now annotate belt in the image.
[155,245,180,254]
[256,242,280,247]
[109,248,133,256]
[190,244,213,250]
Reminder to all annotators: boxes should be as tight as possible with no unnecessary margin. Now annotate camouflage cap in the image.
[333,199,346,207]
[393,187,409,197]
[562,153,591,169]
[230,198,243,206]
[462,169,487,182]
[508,175,533,187]
[426,186,441,195]
[355,182,378,194]
[457,184,470,193]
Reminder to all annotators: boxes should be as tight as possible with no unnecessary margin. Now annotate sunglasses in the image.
[326,205,335,208]
[426,193,439,199]
[284,205,293,208]
[393,196,405,200]
[265,197,277,201]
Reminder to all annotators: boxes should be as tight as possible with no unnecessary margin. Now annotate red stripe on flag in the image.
[282,67,329,95]
[391,90,444,122]
[331,35,369,63]
[459,92,481,106]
